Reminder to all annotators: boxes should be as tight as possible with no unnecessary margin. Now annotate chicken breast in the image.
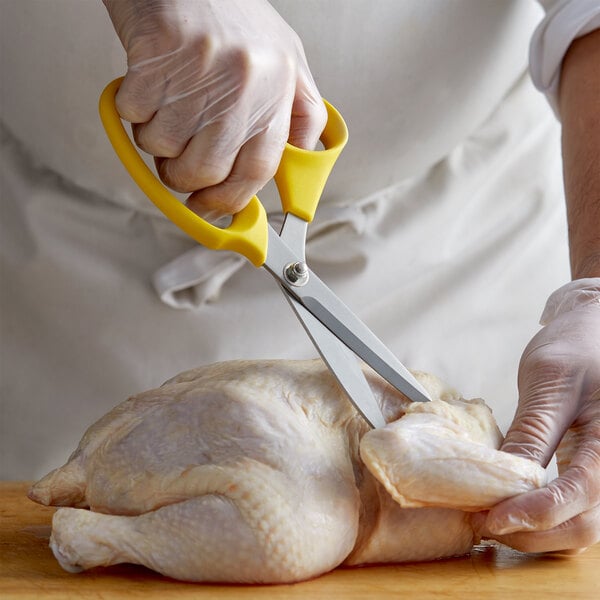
[29,359,546,583]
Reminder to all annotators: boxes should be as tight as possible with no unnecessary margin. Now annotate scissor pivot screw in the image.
[284,261,309,286]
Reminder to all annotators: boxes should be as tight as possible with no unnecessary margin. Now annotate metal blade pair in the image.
[268,214,430,428]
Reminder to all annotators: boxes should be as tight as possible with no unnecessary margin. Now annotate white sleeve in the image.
[529,0,600,116]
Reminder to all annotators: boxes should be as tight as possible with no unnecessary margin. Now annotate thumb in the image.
[288,95,327,150]
[482,366,576,538]
[500,353,580,467]
[287,70,327,150]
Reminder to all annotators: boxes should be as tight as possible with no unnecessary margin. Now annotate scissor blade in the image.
[264,229,431,404]
[299,285,431,403]
[282,289,387,428]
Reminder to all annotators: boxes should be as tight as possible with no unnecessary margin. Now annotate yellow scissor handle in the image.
[99,78,268,266]
[274,99,348,222]
[99,77,348,266]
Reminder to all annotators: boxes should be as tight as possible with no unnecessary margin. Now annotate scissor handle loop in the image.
[99,78,268,266]
[99,77,347,266]
[274,100,348,222]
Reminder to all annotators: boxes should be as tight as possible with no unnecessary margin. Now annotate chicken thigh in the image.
[29,359,546,583]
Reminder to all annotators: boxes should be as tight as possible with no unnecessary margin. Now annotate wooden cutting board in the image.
[1,481,597,599]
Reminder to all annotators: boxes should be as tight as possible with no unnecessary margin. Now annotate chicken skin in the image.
[29,359,546,583]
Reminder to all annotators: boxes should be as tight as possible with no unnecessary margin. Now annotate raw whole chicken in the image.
[29,359,546,583]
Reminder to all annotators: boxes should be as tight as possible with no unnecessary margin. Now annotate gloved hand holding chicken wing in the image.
[473,26,600,555]
[473,279,600,552]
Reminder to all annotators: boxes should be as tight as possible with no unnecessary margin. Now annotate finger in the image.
[288,75,327,150]
[155,118,248,192]
[119,39,216,153]
[475,503,600,553]
[487,424,600,534]
[132,57,235,158]
[485,467,596,535]
[133,107,193,159]
[116,69,167,124]
[186,116,289,217]
[501,353,583,465]
[288,93,327,151]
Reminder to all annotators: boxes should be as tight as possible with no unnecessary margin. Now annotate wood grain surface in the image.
[1,481,597,599]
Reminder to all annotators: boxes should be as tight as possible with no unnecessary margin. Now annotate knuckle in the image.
[133,124,182,159]
[157,160,188,193]
[226,47,253,85]
[562,507,600,549]
[563,440,600,497]
[115,76,158,124]
[155,137,185,159]
[280,49,298,74]
[226,44,297,88]
[196,160,233,188]
[547,475,582,507]
[197,165,232,191]
[576,520,600,548]
[131,124,151,152]
[115,90,148,124]
[521,349,564,380]
[194,33,214,57]
[202,185,254,215]
[242,155,278,185]
[160,159,230,193]
[502,415,555,463]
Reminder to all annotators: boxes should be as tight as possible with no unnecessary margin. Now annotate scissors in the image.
[99,77,431,428]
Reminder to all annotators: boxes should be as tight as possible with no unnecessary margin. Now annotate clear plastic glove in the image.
[102,0,327,218]
[472,278,600,553]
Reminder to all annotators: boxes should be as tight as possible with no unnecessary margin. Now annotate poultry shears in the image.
[99,77,431,428]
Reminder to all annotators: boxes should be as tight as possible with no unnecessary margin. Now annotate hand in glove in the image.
[473,278,600,553]
[102,0,327,218]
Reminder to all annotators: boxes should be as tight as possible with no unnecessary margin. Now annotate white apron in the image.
[0,0,571,479]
